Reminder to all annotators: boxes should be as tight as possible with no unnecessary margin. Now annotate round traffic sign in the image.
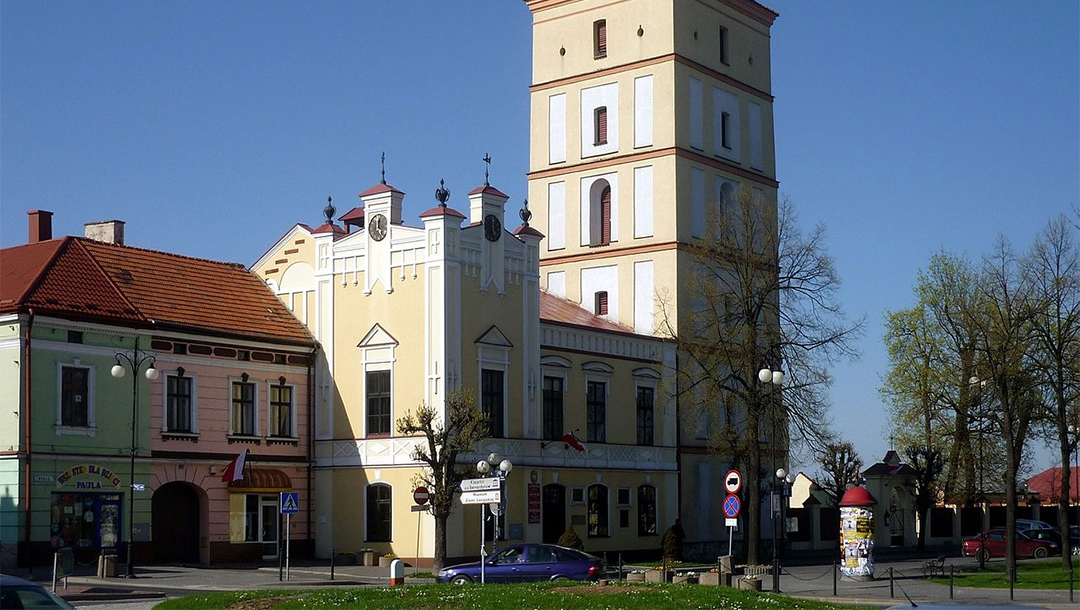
[723,494,741,518]
[724,470,743,495]
[413,486,430,505]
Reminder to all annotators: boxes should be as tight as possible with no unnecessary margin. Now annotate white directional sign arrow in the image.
[459,490,502,504]
[460,477,501,492]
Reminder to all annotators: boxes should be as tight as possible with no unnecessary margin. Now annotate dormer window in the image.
[594,19,607,58]
[595,291,609,316]
[594,107,608,146]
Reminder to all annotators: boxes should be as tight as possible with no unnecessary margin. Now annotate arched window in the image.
[638,485,657,536]
[587,484,609,537]
[366,483,392,542]
[589,182,613,247]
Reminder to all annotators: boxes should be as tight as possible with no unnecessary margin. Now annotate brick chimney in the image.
[84,220,125,245]
[28,210,53,244]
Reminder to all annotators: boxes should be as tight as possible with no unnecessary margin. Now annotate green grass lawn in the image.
[153,581,875,610]
[934,557,1079,590]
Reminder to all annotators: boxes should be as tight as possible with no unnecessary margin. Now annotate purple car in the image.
[436,543,604,584]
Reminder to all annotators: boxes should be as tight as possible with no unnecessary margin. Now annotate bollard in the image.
[662,557,667,582]
[889,567,894,598]
[833,560,838,597]
[949,565,954,599]
[279,546,284,581]
[331,547,336,581]
[618,554,624,581]
[389,558,405,586]
[1069,566,1074,603]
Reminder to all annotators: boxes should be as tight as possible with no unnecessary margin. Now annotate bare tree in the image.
[396,389,490,570]
[815,441,863,504]
[904,445,945,551]
[1023,215,1080,567]
[660,192,862,565]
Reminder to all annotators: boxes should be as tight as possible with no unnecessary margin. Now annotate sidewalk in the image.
[7,556,1077,609]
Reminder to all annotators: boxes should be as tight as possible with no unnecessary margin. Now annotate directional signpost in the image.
[460,477,502,504]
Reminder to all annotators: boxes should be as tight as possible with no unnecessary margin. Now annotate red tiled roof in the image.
[311,222,347,237]
[513,225,545,239]
[467,184,509,199]
[358,182,404,198]
[1025,467,1080,503]
[339,206,365,222]
[0,237,313,345]
[419,205,467,219]
[539,290,635,335]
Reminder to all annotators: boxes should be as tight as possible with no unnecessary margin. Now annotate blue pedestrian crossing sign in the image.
[280,491,300,514]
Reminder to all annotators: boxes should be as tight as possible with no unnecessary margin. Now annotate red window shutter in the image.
[596,20,607,57]
[595,291,609,316]
[600,186,611,245]
[596,107,608,145]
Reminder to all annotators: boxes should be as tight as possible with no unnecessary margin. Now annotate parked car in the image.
[1070,525,1080,555]
[436,543,604,584]
[1015,518,1055,530]
[962,528,1059,561]
[0,574,76,609]
[1020,527,1063,553]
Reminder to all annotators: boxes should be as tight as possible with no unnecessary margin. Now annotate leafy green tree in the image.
[396,389,490,570]
[904,445,945,551]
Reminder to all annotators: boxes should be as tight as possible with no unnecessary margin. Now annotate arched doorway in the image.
[542,484,566,544]
[152,482,200,564]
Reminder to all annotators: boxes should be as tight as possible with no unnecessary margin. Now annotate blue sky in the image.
[3,1,1078,476]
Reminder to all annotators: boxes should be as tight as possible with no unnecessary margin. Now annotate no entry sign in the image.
[413,486,430,505]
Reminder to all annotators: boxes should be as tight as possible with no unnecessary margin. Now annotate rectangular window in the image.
[636,386,654,446]
[166,374,193,433]
[586,380,606,443]
[482,369,505,438]
[542,376,564,441]
[719,25,729,65]
[721,111,731,149]
[366,370,391,436]
[587,485,609,537]
[617,488,632,506]
[366,484,392,542]
[638,485,658,535]
[594,106,608,146]
[269,384,293,437]
[231,381,256,436]
[61,366,89,427]
[594,19,607,58]
[594,291,609,316]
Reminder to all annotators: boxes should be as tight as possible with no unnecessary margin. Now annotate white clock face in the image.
[370,214,387,241]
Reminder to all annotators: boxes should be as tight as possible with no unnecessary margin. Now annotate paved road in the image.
[17,555,1079,610]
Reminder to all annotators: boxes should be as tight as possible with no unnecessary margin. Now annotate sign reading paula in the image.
[56,464,123,489]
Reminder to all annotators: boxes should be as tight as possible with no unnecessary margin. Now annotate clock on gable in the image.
[484,214,502,242]
[369,214,388,241]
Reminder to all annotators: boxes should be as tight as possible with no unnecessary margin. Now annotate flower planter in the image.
[645,569,671,583]
[379,556,396,568]
[362,551,377,567]
[335,553,357,566]
[698,572,721,586]
[738,577,763,591]
[625,572,646,582]
[672,574,697,584]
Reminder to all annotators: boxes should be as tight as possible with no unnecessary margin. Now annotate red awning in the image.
[228,468,293,491]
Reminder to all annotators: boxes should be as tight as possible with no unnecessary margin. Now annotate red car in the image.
[962,528,1059,561]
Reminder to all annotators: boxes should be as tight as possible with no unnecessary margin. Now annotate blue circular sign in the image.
[723,494,741,518]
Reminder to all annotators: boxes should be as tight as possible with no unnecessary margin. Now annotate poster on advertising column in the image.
[839,505,874,579]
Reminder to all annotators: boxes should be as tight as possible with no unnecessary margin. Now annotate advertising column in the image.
[838,486,877,580]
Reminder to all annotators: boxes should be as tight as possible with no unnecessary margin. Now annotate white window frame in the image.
[541,356,571,441]
[617,487,632,507]
[582,361,612,444]
[359,324,398,438]
[266,379,297,439]
[56,360,95,435]
[571,486,586,505]
[228,376,260,437]
[634,368,661,446]
[477,343,510,438]
[162,369,199,435]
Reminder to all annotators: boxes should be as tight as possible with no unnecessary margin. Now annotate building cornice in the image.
[528,146,778,188]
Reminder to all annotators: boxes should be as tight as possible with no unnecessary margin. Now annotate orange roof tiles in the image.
[539,290,636,335]
[1,237,313,345]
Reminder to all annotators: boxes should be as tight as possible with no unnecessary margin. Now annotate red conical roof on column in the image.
[839,486,877,507]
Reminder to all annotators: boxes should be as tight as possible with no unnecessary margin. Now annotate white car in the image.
[1015,518,1054,530]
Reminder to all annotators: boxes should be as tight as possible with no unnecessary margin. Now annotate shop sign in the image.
[55,464,123,489]
[528,483,541,524]
[33,474,54,483]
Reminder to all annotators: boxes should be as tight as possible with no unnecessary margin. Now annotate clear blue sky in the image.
[3,1,1078,476]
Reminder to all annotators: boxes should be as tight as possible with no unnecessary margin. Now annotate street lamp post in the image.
[111,345,158,578]
[1070,424,1079,557]
[476,452,513,584]
[758,367,784,593]
[969,376,988,570]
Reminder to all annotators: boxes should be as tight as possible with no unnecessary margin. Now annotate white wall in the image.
[634,75,653,148]
[580,265,618,321]
[689,77,703,151]
[549,93,566,164]
[547,181,565,250]
[634,260,654,334]
[633,166,653,238]
[581,82,619,158]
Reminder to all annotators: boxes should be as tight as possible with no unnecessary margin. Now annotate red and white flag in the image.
[221,449,248,483]
[561,432,586,452]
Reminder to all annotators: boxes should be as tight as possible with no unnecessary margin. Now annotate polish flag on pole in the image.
[221,449,248,483]
[560,432,586,452]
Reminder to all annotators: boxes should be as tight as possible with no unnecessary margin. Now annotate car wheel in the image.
[1033,546,1048,559]
[977,549,991,563]
[450,575,472,585]
[551,575,571,582]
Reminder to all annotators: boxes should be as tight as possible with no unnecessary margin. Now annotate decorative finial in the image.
[435,179,450,207]
[380,151,386,184]
[519,199,532,226]
[324,196,336,224]
[482,153,492,186]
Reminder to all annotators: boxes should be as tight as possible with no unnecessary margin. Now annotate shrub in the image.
[557,525,584,550]
[662,525,683,560]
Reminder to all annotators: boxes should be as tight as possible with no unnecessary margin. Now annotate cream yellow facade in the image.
[526,0,781,554]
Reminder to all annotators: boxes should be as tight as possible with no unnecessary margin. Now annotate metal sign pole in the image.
[728,525,733,558]
[480,506,486,584]
[415,508,421,576]
[286,512,291,581]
